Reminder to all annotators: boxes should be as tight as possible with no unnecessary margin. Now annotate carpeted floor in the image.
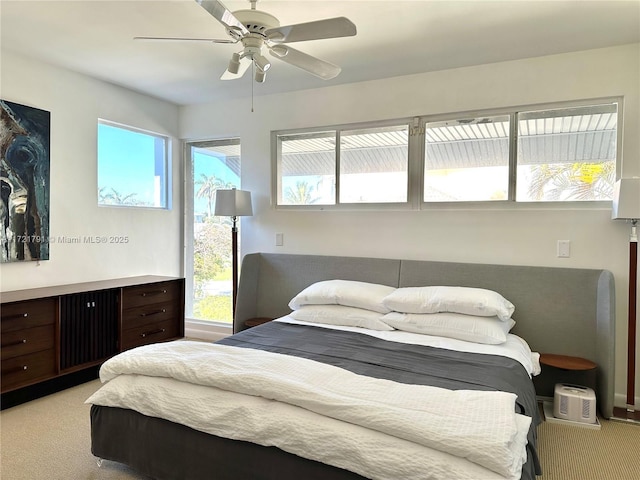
[536,412,640,479]
[1,380,147,480]
[1,379,639,479]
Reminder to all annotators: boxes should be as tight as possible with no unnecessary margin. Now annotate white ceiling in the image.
[2,0,639,106]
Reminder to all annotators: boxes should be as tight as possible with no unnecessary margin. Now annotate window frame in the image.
[272,118,419,211]
[97,119,171,209]
[184,137,242,332]
[271,97,622,211]
[422,112,513,204]
[275,129,338,207]
[513,102,619,203]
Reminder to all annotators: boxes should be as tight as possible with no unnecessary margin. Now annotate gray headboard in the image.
[235,253,615,418]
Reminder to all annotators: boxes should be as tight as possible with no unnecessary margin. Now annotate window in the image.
[340,126,409,203]
[186,139,241,325]
[424,115,510,202]
[516,103,617,202]
[275,123,410,207]
[278,131,336,205]
[273,98,620,209]
[98,121,169,208]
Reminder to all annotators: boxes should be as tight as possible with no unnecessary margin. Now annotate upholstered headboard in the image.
[235,253,615,418]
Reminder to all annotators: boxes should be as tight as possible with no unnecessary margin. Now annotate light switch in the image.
[557,240,571,258]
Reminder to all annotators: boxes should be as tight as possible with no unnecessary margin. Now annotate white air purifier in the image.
[553,383,597,424]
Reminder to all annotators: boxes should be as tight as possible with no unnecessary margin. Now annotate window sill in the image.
[273,200,612,213]
[185,318,232,342]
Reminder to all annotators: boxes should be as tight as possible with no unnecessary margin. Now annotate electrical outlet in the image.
[557,240,571,258]
[275,233,284,246]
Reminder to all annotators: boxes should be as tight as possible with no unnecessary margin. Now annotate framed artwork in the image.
[1,100,51,262]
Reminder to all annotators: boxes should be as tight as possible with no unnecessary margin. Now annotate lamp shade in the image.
[612,177,640,220]
[214,189,253,217]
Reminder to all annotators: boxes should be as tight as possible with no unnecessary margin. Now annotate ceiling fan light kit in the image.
[254,69,266,83]
[252,52,271,73]
[138,0,357,84]
[227,52,241,74]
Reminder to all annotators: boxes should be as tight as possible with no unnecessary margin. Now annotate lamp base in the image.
[612,406,640,424]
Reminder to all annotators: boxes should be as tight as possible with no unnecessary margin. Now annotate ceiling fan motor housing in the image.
[233,9,280,35]
[231,8,280,73]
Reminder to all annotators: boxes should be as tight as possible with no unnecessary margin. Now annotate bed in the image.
[88,253,615,480]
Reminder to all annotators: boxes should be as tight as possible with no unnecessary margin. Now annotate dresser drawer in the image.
[120,318,181,351]
[1,298,56,332]
[1,324,55,361]
[122,301,179,331]
[121,281,181,309]
[1,349,57,392]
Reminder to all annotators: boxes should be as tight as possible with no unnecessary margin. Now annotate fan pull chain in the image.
[251,60,255,112]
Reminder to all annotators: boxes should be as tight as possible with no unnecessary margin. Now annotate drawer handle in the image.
[141,289,167,297]
[3,313,28,320]
[140,328,166,338]
[139,309,166,317]
[1,339,27,348]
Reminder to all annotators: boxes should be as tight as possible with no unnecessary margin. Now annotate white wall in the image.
[180,44,640,407]
[0,51,182,291]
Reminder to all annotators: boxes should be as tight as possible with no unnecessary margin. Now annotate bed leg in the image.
[96,458,104,468]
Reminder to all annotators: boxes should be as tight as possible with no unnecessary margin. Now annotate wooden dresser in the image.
[1,276,185,401]
[120,279,184,351]
[1,297,57,393]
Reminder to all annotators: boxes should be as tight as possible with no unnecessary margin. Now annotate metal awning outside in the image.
[280,111,617,176]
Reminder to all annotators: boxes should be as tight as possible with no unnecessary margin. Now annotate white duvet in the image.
[87,340,532,480]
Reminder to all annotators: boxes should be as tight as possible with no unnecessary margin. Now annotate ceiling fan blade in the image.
[134,36,236,44]
[195,0,250,37]
[268,45,341,80]
[265,17,356,44]
[221,56,252,80]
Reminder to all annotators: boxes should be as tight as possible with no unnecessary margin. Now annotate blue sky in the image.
[97,123,161,205]
[98,124,240,211]
[193,148,240,214]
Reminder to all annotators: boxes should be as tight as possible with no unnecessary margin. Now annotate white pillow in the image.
[289,305,395,331]
[381,312,515,345]
[382,286,515,321]
[288,280,396,314]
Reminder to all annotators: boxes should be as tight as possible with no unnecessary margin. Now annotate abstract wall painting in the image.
[1,100,51,262]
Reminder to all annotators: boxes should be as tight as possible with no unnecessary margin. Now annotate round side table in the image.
[534,353,597,400]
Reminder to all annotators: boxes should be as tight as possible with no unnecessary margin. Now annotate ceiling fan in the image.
[136,0,357,83]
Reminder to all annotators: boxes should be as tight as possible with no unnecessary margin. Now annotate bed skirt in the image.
[90,404,368,480]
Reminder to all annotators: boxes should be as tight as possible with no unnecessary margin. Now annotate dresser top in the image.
[1,276,183,304]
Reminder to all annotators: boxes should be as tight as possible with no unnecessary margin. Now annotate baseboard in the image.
[613,392,639,410]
